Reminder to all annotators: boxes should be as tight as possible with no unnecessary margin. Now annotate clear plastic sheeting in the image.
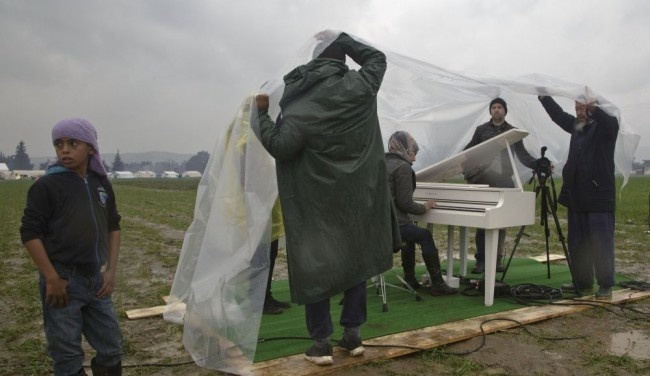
[164,95,276,375]
[164,30,640,374]
[377,56,640,184]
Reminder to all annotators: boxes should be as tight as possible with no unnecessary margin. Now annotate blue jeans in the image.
[567,210,615,289]
[305,281,367,339]
[39,264,123,375]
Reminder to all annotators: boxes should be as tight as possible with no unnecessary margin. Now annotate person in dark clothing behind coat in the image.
[463,97,538,274]
[538,95,619,300]
[263,199,291,315]
[386,131,458,296]
[255,31,400,366]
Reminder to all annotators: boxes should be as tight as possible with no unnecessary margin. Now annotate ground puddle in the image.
[609,330,650,360]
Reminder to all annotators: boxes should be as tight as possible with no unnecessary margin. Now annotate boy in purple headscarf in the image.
[20,118,123,375]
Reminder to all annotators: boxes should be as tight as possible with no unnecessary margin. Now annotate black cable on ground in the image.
[619,280,650,291]
[510,283,563,305]
[504,283,650,324]
[435,317,586,356]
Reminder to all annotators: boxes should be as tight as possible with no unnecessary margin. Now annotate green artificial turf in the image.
[254,257,631,362]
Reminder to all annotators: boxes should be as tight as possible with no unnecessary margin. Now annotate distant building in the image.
[11,170,46,180]
[110,171,135,179]
[182,171,202,178]
[134,170,156,178]
[161,171,180,179]
[0,163,9,180]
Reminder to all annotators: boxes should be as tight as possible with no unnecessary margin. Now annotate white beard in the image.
[575,121,586,132]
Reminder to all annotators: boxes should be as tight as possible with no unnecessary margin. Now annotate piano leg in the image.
[446,225,454,282]
[483,229,499,306]
[459,227,469,277]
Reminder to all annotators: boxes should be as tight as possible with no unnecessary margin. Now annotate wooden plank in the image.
[529,254,566,262]
[247,289,650,376]
[126,305,167,320]
[125,296,176,319]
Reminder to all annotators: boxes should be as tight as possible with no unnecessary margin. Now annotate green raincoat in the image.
[258,34,400,305]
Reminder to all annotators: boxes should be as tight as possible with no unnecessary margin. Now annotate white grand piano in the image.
[410,129,536,306]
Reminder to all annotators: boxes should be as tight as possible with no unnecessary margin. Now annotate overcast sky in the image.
[1,0,648,160]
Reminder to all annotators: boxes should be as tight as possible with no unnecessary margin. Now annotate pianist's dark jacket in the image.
[386,152,427,225]
[538,96,618,212]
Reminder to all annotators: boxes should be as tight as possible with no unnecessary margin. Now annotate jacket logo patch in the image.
[98,187,108,207]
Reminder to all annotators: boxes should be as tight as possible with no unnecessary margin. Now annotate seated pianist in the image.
[385,131,458,296]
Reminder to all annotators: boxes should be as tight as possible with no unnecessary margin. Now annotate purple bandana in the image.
[51,118,107,176]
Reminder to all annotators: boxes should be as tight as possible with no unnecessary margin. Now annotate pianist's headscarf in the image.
[388,131,419,165]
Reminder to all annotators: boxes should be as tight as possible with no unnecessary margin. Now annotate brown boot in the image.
[422,253,458,296]
[402,268,422,289]
[400,247,421,289]
[429,281,458,296]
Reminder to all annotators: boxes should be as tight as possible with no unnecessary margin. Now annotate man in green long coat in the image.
[256,31,399,366]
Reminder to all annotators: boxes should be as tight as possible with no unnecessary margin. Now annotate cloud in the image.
[0,0,648,159]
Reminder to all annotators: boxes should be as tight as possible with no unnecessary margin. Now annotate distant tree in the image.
[3,155,15,170]
[0,152,6,163]
[39,159,52,170]
[125,160,153,172]
[153,160,178,175]
[153,161,167,175]
[185,151,210,173]
[111,150,125,172]
[102,159,110,173]
[13,141,34,170]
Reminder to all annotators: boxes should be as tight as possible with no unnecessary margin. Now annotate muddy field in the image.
[115,220,649,376]
[1,178,648,376]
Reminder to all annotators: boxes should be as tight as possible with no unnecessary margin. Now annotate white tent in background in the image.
[182,171,202,178]
[134,170,156,178]
[161,171,180,179]
[165,30,641,374]
[0,163,9,179]
[11,170,45,180]
[110,171,134,179]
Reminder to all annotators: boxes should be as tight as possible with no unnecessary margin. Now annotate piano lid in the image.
[415,128,528,182]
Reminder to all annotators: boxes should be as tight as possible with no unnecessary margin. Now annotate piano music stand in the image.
[368,272,423,312]
[501,147,580,296]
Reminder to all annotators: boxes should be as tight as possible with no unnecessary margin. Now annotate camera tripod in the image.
[500,147,581,296]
